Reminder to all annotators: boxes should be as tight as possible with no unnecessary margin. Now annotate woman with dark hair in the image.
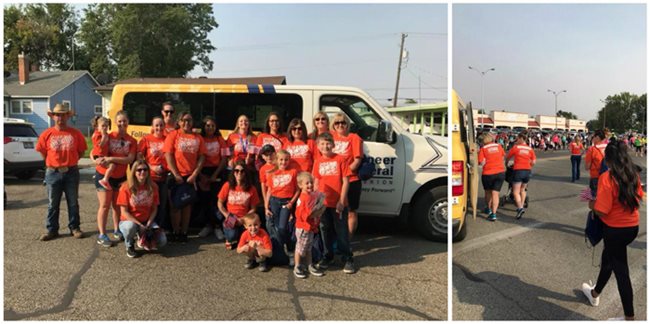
[581,139,644,321]
[283,118,314,172]
[217,160,260,249]
[505,131,536,220]
[197,116,229,240]
[256,112,287,152]
[569,135,585,182]
[585,129,607,194]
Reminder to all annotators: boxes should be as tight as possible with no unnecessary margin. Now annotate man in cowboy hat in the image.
[35,103,88,241]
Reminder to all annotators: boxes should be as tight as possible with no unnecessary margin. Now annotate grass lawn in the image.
[84,136,92,158]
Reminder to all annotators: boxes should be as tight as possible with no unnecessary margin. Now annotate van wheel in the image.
[15,170,37,180]
[412,186,447,242]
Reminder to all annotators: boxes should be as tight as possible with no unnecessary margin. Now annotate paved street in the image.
[3,166,446,320]
[453,150,647,320]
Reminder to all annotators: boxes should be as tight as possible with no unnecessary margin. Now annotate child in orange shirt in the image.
[91,116,115,190]
[312,132,355,274]
[293,172,326,278]
[237,213,273,272]
[264,149,300,259]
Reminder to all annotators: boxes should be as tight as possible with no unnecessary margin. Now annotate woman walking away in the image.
[478,134,506,221]
[505,131,536,220]
[581,140,644,321]
[569,136,584,182]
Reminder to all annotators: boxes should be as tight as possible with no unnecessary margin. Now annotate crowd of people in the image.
[36,102,365,278]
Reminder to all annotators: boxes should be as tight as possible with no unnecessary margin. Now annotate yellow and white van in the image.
[100,77,449,241]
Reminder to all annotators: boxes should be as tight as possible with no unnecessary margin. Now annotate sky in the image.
[186,4,447,106]
[453,4,647,121]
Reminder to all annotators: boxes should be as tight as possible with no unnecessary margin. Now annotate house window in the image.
[94,105,102,115]
[10,100,33,115]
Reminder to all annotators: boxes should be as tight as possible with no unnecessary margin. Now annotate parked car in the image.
[4,118,44,180]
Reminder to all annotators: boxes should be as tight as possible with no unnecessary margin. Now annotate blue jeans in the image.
[44,168,80,233]
[119,221,167,249]
[570,155,581,181]
[268,196,293,251]
[319,207,352,262]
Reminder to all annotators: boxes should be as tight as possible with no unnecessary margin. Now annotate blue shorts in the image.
[512,170,531,184]
[482,172,505,191]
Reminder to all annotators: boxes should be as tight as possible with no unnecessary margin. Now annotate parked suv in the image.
[4,118,44,179]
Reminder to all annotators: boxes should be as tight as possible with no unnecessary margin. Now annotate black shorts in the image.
[347,180,362,211]
[635,145,642,152]
[94,171,126,191]
[482,172,505,191]
[512,170,531,184]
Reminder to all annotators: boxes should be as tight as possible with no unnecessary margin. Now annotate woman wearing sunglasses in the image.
[116,159,167,258]
[331,113,364,238]
[217,161,261,249]
[283,118,314,172]
[309,112,331,162]
[164,112,206,243]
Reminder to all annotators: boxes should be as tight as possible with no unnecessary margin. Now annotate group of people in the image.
[37,102,365,278]
[476,127,644,320]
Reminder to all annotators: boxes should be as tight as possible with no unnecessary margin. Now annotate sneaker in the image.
[126,246,138,258]
[96,234,112,247]
[293,266,307,279]
[581,281,599,306]
[39,231,59,241]
[244,258,259,269]
[317,258,333,270]
[516,208,525,220]
[343,259,357,274]
[487,213,497,222]
[113,230,124,241]
[198,226,212,238]
[178,233,188,243]
[98,179,112,191]
[308,264,325,277]
[70,228,84,239]
[225,241,236,250]
[258,259,270,272]
[214,228,225,240]
[483,207,492,214]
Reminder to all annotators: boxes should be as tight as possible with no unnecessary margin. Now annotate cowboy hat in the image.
[47,103,73,116]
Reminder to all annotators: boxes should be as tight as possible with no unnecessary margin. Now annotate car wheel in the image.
[15,170,37,180]
[412,186,447,242]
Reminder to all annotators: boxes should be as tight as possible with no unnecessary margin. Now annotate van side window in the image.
[122,92,302,131]
[320,95,381,142]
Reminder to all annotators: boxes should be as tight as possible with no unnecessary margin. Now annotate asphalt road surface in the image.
[4,167,446,320]
[453,150,647,320]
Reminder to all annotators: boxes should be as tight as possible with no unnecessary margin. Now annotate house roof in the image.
[478,117,494,124]
[4,70,98,97]
[94,76,287,92]
[528,121,540,127]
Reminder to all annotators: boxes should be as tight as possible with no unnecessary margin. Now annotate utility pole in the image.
[393,33,407,108]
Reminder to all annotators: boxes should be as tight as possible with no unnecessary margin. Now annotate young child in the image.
[236,213,273,272]
[264,149,300,256]
[293,171,326,278]
[258,144,277,204]
[91,116,115,190]
[312,132,356,274]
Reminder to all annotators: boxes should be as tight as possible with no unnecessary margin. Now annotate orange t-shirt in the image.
[138,134,167,182]
[332,132,363,182]
[266,168,298,199]
[312,154,352,208]
[226,132,257,163]
[256,133,287,152]
[259,163,276,187]
[295,191,320,233]
[163,130,206,177]
[569,142,584,155]
[218,183,260,218]
[283,139,314,172]
[36,126,87,168]
[478,143,506,175]
[91,131,108,157]
[506,144,536,171]
[237,228,272,250]
[95,132,137,178]
[116,183,160,223]
[202,135,230,167]
[594,171,643,228]
[585,144,606,179]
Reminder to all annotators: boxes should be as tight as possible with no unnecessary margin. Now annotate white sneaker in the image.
[198,226,212,238]
[581,280,599,306]
[214,228,225,240]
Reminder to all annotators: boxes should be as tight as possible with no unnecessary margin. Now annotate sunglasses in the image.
[233,169,245,174]
[291,127,303,131]
[163,110,174,114]
[334,121,347,126]
[314,117,327,121]
[135,168,149,173]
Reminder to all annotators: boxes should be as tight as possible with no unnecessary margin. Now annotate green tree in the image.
[556,110,577,120]
[78,4,218,81]
[597,92,647,133]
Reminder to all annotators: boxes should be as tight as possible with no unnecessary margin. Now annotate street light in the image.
[547,89,567,131]
[469,66,496,129]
